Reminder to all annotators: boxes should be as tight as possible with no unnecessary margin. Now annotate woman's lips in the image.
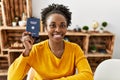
[53,34,62,38]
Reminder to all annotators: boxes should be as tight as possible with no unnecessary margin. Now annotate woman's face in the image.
[45,13,67,43]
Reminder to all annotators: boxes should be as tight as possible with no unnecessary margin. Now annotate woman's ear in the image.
[45,27,47,32]
[44,24,48,32]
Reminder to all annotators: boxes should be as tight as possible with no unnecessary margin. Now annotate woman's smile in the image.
[45,13,67,42]
[53,33,63,39]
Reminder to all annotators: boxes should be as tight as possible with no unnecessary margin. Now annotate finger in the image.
[21,35,31,42]
[23,40,32,50]
[22,31,31,37]
[23,35,34,44]
[29,36,34,44]
[25,37,34,45]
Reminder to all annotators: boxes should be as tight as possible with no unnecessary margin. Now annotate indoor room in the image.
[0,0,120,80]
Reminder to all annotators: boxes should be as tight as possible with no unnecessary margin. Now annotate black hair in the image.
[41,3,72,27]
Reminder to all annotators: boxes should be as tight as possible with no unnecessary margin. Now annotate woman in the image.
[8,4,93,80]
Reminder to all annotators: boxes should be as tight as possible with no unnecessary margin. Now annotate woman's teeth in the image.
[53,34,62,38]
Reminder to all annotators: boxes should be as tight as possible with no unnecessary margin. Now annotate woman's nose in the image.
[55,27,61,32]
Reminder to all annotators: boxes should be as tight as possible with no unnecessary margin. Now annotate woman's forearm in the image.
[7,55,31,80]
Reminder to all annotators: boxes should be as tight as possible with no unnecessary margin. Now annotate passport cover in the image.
[26,18,40,37]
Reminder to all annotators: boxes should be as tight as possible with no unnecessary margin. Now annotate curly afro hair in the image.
[41,3,72,27]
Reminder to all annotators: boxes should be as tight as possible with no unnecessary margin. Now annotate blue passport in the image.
[26,18,40,37]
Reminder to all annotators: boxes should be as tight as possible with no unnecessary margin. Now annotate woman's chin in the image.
[53,38,63,43]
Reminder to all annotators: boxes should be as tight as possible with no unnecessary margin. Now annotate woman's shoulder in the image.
[64,40,80,48]
[64,40,83,54]
[33,40,48,48]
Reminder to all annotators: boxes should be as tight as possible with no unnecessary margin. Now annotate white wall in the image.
[32,0,120,58]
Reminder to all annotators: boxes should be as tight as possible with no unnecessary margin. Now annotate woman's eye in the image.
[49,24,56,28]
[60,24,66,28]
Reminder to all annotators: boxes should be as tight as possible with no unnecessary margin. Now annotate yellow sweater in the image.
[8,40,93,80]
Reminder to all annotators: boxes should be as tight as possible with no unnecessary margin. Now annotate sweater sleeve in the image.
[7,47,35,80]
[7,55,31,80]
[57,44,94,80]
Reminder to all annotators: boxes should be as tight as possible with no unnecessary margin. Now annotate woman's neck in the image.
[48,40,64,58]
[48,39,64,51]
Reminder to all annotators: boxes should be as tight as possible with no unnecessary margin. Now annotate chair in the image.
[94,59,120,80]
[26,68,35,80]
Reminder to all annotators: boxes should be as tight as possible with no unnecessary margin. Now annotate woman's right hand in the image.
[21,31,34,57]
